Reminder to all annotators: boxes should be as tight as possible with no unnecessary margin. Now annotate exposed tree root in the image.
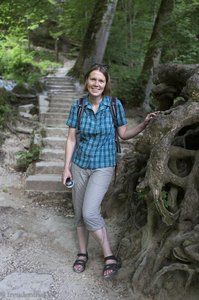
[108,65,199,299]
[150,263,199,292]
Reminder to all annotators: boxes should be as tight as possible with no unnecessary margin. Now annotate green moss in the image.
[40,127,46,138]
[16,144,41,172]
[190,90,199,102]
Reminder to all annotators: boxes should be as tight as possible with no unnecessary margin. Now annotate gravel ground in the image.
[0,134,132,300]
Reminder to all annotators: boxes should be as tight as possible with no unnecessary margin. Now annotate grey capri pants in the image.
[71,163,114,231]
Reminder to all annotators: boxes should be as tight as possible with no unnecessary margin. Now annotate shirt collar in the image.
[84,95,111,109]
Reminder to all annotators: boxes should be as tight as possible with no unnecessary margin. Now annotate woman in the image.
[62,64,159,279]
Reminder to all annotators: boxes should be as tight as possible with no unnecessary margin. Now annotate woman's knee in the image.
[82,210,93,226]
[83,210,105,231]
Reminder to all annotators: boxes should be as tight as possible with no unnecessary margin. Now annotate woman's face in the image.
[86,70,106,98]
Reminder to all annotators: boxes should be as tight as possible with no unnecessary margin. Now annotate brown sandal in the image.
[73,253,88,273]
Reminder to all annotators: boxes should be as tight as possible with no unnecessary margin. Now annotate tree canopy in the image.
[0,0,198,102]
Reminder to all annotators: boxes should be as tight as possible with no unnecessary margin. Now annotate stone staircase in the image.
[25,75,82,196]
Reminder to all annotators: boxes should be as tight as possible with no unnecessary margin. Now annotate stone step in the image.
[41,112,66,121]
[46,84,75,90]
[48,96,78,102]
[48,102,71,108]
[49,94,77,100]
[49,91,78,96]
[43,118,67,127]
[46,76,73,82]
[49,94,79,99]
[46,80,75,84]
[48,96,77,101]
[46,79,69,84]
[49,99,76,105]
[49,100,76,106]
[46,80,73,84]
[48,90,79,94]
[49,88,76,92]
[48,90,77,95]
[48,107,70,114]
[40,148,65,161]
[25,73,76,197]
[25,174,70,192]
[43,137,66,149]
[45,127,67,137]
[35,161,64,174]
[45,77,75,84]
[46,85,73,90]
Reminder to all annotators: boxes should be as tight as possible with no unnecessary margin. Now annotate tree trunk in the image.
[55,38,59,62]
[70,0,118,80]
[140,0,174,110]
[126,0,134,53]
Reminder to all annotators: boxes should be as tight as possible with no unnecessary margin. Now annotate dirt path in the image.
[0,134,132,300]
[0,61,136,300]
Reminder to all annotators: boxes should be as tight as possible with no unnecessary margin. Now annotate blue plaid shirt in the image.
[66,96,127,169]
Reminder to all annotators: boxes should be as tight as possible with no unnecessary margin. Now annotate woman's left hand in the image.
[144,111,160,125]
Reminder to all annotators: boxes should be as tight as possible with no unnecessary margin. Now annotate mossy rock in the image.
[0,87,16,105]
[32,80,45,93]
[12,83,37,96]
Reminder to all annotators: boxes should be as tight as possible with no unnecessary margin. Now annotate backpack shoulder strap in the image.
[109,97,118,128]
[77,97,85,130]
[109,97,121,153]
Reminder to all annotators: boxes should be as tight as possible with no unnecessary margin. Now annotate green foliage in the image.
[173,96,187,107]
[0,88,15,129]
[137,190,147,201]
[16,144,40,172]
[0,104,11,115]
[161,0,199,63]
[105,0,161,74]
[60,0,96,43]
[0,0,198,109]
[67,47,80,59]
[0,0,49,33]
[0,33,60,83]
[0,87,16,105]
[111,65,144,106]
[0,104,11,129]
[0,0,61,81]
[160,191,169,208]
[40,127,47,138]
[37,55,60,75]
[137,189,169,209]
[104,0,161,106]
[0,33,30,76]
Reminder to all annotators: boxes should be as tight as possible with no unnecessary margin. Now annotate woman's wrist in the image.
[64,161,71,170]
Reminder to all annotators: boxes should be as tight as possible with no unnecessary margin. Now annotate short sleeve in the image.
[66,100,78,128]
[116,99,127,127]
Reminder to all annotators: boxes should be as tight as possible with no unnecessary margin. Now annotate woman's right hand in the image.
[62,167,72,185]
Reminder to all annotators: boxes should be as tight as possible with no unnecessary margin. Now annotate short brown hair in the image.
[84,64,111,95]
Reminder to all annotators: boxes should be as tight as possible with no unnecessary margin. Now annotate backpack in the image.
[76,97,121,153]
